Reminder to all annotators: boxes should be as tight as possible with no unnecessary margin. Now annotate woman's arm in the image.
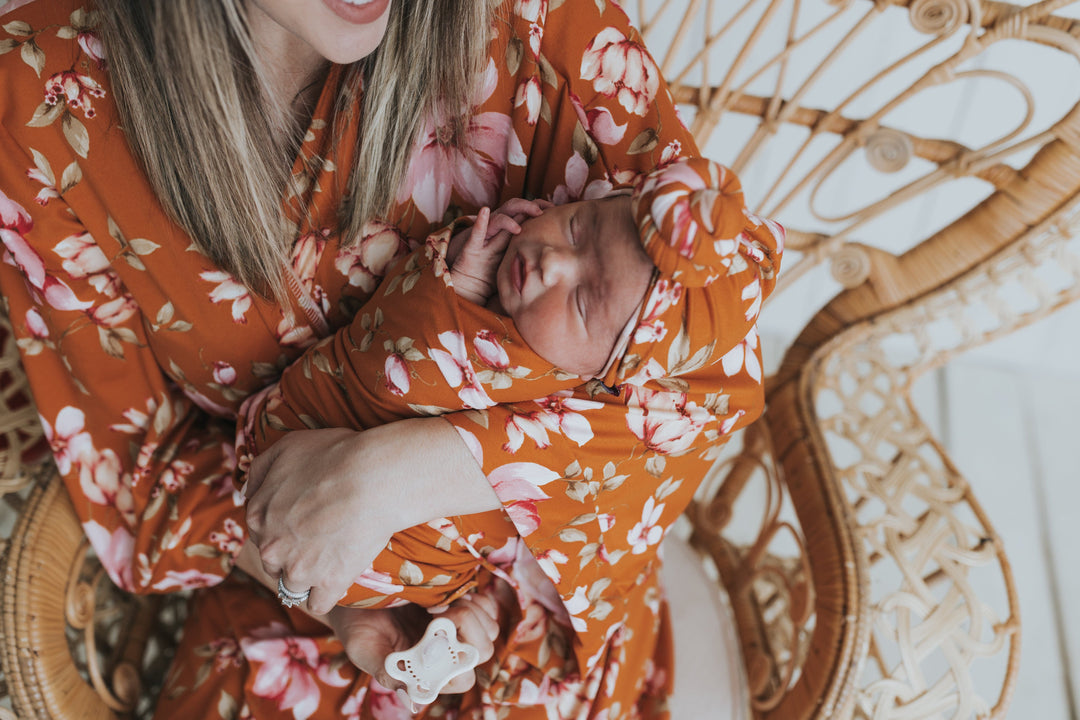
[0,128,243,595]
[243,421,501,615]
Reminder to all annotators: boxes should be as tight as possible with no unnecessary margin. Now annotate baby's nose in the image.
[540,246,575,285]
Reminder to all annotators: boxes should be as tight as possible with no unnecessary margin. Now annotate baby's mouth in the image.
[512,253,526,295]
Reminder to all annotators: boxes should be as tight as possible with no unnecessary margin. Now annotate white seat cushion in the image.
[661,534,750,720]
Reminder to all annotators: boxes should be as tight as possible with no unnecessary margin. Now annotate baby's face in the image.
[495,195,654,377]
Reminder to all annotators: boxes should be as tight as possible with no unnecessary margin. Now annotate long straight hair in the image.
[95,0,496,303]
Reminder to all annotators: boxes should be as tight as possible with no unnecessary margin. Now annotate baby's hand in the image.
[449,198,551,305]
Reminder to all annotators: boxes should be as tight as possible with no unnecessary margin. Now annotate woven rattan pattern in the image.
[3,0,1080,718]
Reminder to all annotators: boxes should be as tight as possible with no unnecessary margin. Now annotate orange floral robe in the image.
[0,0,782,717]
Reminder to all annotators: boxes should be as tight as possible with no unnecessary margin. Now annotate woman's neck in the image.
[246,4,329,119]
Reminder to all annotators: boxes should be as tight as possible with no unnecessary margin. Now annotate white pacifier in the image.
[384,617,481,707]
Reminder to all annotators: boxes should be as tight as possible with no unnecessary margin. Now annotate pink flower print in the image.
[77,31,106,69]
[88,293,137,327]
[341,687,367,720]
[429,330,495,409]
[153,568,228,591]
[206,637,244,673]
[625,385,712,455]
[503,409,550,453]
[569,92,627,146]
[366,682,412,720]
[275,313,316,349]
[291,229,329,311]
[334,221,408,293]
[19,307,49,355]
[551,152,613,205]
[242,626,349,720]
[44,70,106,119]
[517,0,547,22]
[659,139,682,166]
[1,193,90,311]
[633,278,683,344]
[515,76,541,126]
[627,496,665,554]
[160,458,195,493]
[534,548,569,585]
[213,361,237,386]
[399,60,513,223]
[529,22,543,59]
[383,353,411,397]
[534,391,603,446]
[474,329,529,389]
[474,329,509,368]
[720,326,761,382]
[201,270,252,323]
[53,232,121,296]
[564,585,590,633]
[83,520,135,591]
[210,518,245,557]
[580,27,660,117]
[741,273,763,322]
[42,406,93,474]
[488,462,559,536]
[622,358,666,388]
[353,568,404,597]
[719,408,747,436]
[745,210,787,255]
[78,446,135,525]
[25,307,48,336]
[26,166,60,206]
[0,188,33,234]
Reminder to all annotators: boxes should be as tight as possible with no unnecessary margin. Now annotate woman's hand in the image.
[244,427,396,615]
[243,419,502,615]
[328,593,501,701]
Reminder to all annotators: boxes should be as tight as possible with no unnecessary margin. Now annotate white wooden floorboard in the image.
[942,361,1072,720]
[1021,371,1080,719]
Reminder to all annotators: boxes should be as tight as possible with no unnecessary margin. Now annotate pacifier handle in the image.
[384,617,481,707]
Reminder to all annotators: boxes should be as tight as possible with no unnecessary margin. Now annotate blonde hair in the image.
[95,0,496,303]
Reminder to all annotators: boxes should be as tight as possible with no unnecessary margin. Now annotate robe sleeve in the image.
[0,124,243,595]
[237,225,580,464]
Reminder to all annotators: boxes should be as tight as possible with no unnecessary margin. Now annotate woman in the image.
[0,0,778,716]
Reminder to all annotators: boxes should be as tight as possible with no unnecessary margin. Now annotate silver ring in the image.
[277,574,311,608]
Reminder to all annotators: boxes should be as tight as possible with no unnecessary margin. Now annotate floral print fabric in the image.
[0,0,780,717]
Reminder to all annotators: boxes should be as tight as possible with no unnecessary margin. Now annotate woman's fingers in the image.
[306,577,351,616]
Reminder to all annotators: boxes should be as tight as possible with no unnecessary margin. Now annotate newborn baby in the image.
[448,192,654,378]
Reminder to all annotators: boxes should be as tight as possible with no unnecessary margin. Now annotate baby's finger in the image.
[447,601,497,662]
[498,197,547,221]
[441,670,477,695]
[483,213,521,242]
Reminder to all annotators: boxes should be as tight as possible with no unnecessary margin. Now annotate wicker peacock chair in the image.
[4,0,1080,718]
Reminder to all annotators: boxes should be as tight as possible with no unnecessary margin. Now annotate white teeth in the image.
[341,0,376,5]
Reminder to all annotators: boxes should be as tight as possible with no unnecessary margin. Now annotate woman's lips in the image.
[322,0,390,24]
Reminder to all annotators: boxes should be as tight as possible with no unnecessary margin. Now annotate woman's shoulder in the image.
[507,0,641,79]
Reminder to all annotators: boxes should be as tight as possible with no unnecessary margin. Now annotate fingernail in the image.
[239,480,248,499]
